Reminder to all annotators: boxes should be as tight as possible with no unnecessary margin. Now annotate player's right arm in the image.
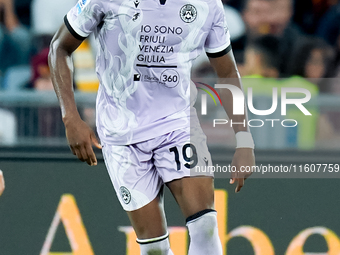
[0,170,5,196]
[204,0,255,192]
[49,24,101,166]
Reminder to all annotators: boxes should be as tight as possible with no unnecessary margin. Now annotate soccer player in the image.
[49,0,255,254]
[0,170,5,196]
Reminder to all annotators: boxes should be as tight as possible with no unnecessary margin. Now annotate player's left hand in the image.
[0,170,5,196]
[230,148,255,193]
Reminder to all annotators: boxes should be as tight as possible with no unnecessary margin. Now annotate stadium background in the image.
[1,0,340,254]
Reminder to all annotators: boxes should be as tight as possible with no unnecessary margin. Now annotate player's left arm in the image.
[209,51,255,193]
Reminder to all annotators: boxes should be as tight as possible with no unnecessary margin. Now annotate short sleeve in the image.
[65,0,105,40]
[204,1,231,58]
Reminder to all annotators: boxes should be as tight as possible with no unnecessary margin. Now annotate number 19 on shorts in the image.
[169,143,198,170]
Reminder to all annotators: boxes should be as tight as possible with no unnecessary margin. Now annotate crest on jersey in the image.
[120,186,131,204]
[180,4,197,23]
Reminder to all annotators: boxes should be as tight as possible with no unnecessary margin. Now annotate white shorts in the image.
[102,125,213,211]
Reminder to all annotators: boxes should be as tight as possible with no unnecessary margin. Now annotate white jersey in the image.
[65,0,231,145]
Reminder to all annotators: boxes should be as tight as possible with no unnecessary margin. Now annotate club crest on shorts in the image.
[120,186,131,204]
[180,4,197,23]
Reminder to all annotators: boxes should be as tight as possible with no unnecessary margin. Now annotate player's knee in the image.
[137,233,173,255]
[186,209,219,240]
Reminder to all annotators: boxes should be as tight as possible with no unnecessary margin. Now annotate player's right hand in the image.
[0,170,5,196]
[230,148,255,193]
[64,118,102,166]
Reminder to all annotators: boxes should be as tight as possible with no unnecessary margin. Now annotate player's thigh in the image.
[154,127,215,218]
[167,176,214,218]
[102,143,167,239]
[126,189,168,239]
